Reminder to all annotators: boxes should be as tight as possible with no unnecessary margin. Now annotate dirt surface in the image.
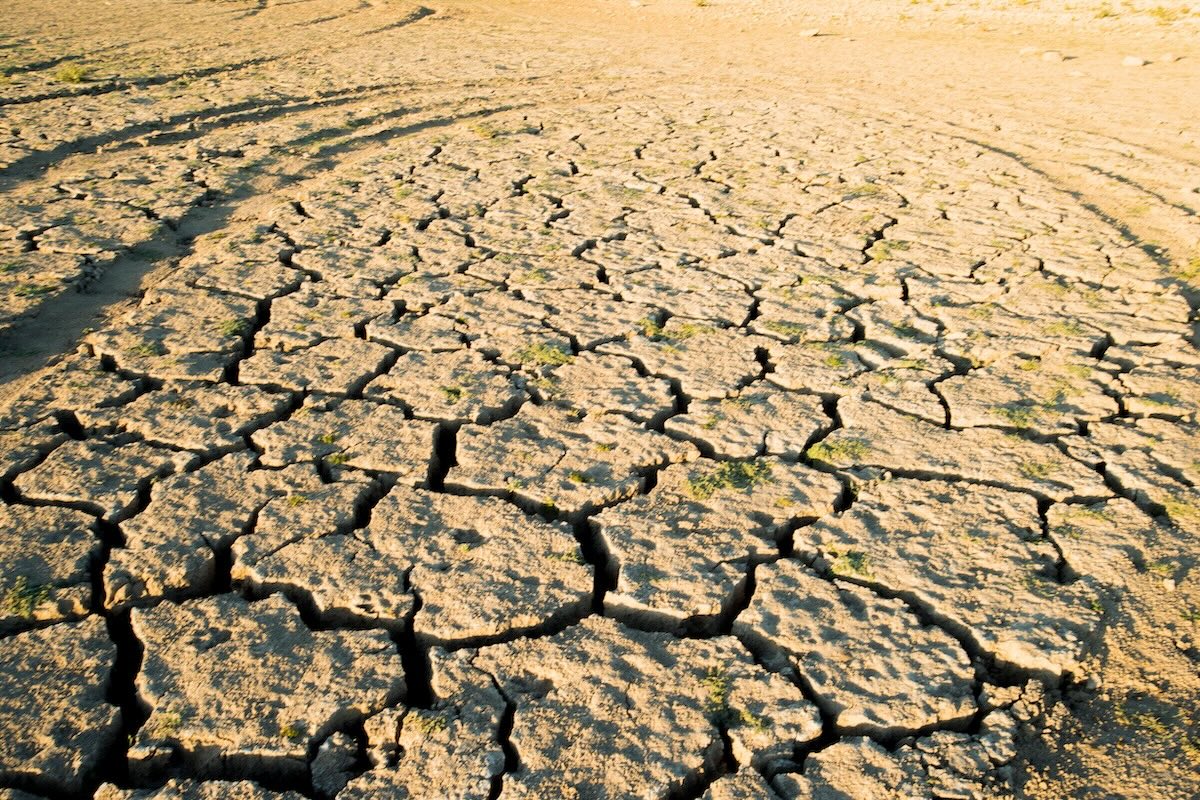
[1,0,1198,798]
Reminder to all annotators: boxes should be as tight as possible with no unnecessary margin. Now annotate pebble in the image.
[1042,50,1065,63]
[1122,56,1148,67]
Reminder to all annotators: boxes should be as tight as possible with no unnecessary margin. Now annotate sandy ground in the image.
[0,0,1198,798]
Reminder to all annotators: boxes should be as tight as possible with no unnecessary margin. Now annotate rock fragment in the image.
[810,395,1111,502]
[364,349,527,425]
[0,505,98,632]
[237,486,590,643]
[77,382,292,455]
[598,458,841,628]
[95,782,303,800]
[251,398,437,478]
[450,403,697,516]
[735,559,976,736]
[130,594,403,779]
[239,337,395,395]
[665,386,828,458]
[13,439,193,521]
[0,617,121,793]
[465,617,823,794]
[803,478,1100,676]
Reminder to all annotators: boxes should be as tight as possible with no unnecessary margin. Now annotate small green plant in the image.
[547,550,585,564]
[1146,560,1176,577]
[218,319,248,337]
[127,341,166,358]
[319,432,338,445]
[829,549,873,579]
[995,403,1036,427]
[327,452,350,466]
[0,262,20,274]
[567,470,592,485]
[148,710,183,738]
[513,343,573,367]
[1017,460,1055,480]
[763,320,808,337]
[702,667,730,714]
[594,442,615,452]
[686,460,773,500]
[823,352,847,369]
[3,577,50,617]
[845,183,885,200]
[737,707,769,732]
[407,710,447,735]
[286,494,309,508]
[807,438,869,463]
[280,721,305,741]
[53,63,89,83]
[1178,253,1200,282]
[440,385,465,404]
[1043,320,1087,337]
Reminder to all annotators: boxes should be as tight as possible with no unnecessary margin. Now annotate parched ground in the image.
[0,0,1198,798]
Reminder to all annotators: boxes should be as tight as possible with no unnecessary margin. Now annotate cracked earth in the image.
[1,0,1198,798]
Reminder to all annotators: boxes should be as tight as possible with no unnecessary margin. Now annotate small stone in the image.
[1042,50,1065,63]
[1123,56,1147,67]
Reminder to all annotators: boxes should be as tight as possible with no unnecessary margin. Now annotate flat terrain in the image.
[0,1,1198,798]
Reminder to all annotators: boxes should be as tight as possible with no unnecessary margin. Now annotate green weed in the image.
[3,576,50,617]
[686,460,773,500]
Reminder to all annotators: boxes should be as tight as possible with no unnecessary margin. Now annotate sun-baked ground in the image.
[0,1,1197,798]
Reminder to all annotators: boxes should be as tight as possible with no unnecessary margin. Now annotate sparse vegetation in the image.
[218,319,248,337]
[127,341,167,358]
[807,437,869,463]
[762,319,808,337]
[407,710,448,735]
[53,63,89,83]
[701,667,729,714]
[829,549,874,579]
[280,721,305,741]
[148,710,183,738]
[686,460,773,499]
[3,577,50,617]
[1017,459,1055,480]
[513,342,574,367]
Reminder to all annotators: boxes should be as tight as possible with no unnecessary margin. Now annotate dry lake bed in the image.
[0,0,1198,797]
